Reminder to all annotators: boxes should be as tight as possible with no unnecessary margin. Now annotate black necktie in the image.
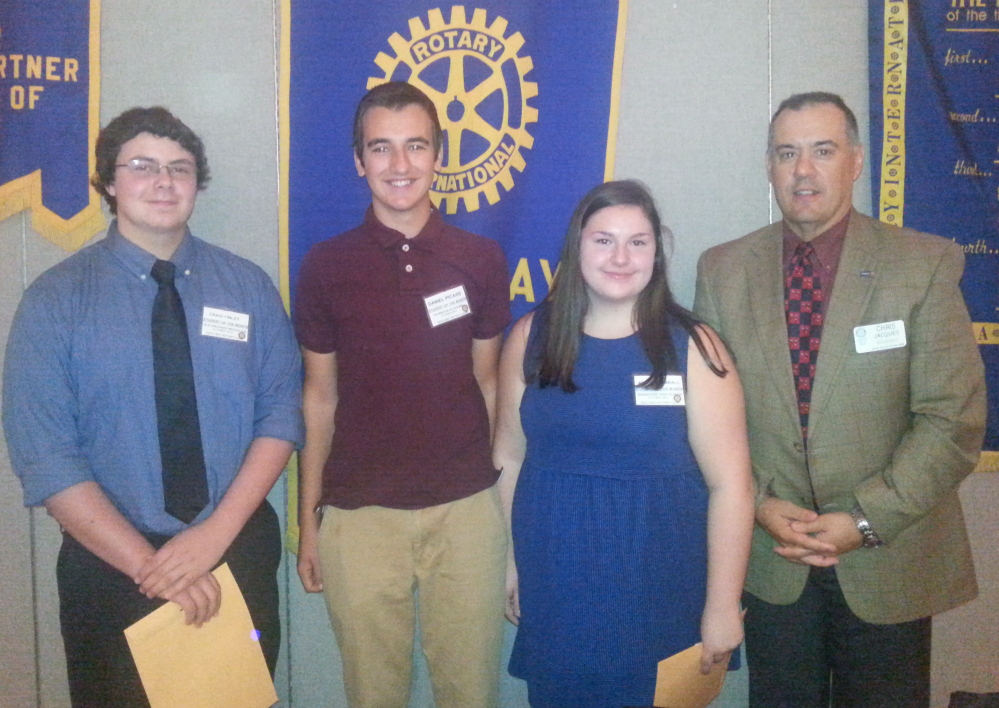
[151,259,208,523]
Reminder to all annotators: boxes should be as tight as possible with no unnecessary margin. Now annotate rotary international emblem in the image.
[367,6,538,213]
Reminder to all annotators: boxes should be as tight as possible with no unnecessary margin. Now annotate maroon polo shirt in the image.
[294,208,511,509]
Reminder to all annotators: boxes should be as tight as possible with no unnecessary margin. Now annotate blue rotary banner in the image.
[281,1,626,325]
[0,0,104,250]
[869,0,999,465]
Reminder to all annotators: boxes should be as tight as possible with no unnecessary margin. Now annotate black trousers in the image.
[57,501,282,708]
[744,566,931,708]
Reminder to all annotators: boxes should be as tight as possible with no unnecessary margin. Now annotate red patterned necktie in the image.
[785,242,824,439]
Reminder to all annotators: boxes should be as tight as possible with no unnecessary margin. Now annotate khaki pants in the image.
[318,486,507,708]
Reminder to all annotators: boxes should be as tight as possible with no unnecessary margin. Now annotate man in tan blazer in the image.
[694,92,985,707]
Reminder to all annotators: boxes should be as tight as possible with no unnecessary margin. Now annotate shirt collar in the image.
[103,219,198,280]
[782,210,851,271]
[364,206,446,252]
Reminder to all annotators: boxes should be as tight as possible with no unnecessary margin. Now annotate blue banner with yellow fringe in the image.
[869,0,999,466]
[0,0,104,250]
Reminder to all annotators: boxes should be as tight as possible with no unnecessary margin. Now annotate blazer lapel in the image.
[747,226,800,427]
[809,213,881,435]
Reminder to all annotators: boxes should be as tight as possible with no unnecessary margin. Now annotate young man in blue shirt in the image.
[3,106,303,707]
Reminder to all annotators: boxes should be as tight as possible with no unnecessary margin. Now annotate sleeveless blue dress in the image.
[509,314,710,707]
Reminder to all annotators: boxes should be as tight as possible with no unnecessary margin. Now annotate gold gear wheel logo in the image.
[367,6,538,213]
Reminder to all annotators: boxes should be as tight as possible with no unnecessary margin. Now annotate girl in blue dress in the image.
[493,180,754,707]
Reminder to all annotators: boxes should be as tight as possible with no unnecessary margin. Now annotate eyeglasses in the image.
[115,157,197,181]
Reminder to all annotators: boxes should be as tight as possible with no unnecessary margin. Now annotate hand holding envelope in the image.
[652,643,729,708]
[124,563,277,708]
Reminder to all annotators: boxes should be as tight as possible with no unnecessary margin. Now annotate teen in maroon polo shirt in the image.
[294,82,511,708]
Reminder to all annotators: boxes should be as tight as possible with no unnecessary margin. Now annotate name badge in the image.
[853,320,906,353]
[424,285,471,327]
[201,307,250,342]
[633,374,685,406]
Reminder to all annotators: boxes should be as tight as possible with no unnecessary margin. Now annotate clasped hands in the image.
[756,497,863,566]
[133,522,228,627]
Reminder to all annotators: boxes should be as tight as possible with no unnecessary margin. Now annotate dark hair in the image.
[768,92,861,152]
[91,106,210,214]
[352,81,443,161]
[533,180,726,393]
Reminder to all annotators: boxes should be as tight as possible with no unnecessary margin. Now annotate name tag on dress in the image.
[633,374,685,406]
[853,320,906,353]
[201,307,250,342]
[424,285,471,327]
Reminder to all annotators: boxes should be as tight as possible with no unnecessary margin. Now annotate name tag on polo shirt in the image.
[853,320,906,353]
[201,307,250,342]
[633,374,685,406]
[424,285,471,327]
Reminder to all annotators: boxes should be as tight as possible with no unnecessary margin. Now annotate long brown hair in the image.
[532,180,727,392]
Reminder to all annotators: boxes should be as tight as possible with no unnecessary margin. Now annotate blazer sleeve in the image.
[853,241,986,543]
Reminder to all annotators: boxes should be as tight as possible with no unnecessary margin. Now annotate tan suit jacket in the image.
[693,210,985,624]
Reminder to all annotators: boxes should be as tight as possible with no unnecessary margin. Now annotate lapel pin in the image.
[860,270,875,278]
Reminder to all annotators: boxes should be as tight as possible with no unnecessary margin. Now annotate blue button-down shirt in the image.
[2,222,304,535]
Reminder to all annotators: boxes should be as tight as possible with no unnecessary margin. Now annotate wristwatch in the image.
[850,505,884,548]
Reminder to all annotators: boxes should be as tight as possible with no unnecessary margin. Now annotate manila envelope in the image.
[124,562,277,708]
[653,642,728,708]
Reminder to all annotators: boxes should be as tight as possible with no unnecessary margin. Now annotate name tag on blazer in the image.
[853,320,906,353]
[634,374,685,406]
